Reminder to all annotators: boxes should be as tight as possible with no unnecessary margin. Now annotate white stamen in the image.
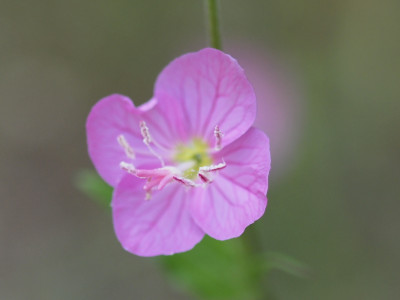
[198,161,227,184]
[214,125,223,150]
[139,121,165,166]
[120,162,136,174]
[117,135,135,159]
[119,124,229,197]
[199,161,227,173]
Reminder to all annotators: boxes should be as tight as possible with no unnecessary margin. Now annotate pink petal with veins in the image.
[87,94,155,186]
[86,95,175,187]
[154,48,256,146]
[190,127,270,240]
[112,175,204,256]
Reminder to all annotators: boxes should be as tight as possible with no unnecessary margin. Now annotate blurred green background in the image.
[1,0,399,299]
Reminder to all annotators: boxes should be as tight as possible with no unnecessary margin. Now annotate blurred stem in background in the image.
[206,0,222,50]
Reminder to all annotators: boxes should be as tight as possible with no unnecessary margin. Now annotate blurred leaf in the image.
[263,252,310,278]
[75,169,113,208]
[159,235,263,300]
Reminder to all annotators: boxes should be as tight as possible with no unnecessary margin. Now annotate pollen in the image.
[174,138,213,178]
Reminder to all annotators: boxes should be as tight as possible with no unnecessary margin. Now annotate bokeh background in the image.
[1,0,399,299]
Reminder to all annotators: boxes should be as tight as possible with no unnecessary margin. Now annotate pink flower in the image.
[86,48,271,256]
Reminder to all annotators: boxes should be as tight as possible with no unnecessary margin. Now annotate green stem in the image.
[205,0,222,50]
[205,3,267,299]
[243,225,269,299]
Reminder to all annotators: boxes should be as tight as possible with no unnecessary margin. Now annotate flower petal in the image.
[190,127,270,240]
[154,48,256,146]
[112,175,205,256]
[86,94,163,187]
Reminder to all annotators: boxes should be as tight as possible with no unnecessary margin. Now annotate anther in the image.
[139,120,165,166]
[198,161,227,184]
[214,125,223,150]
[199,161,226,173]
[120,162,136,174]
[117,135,135,159]
[140,121,152,145]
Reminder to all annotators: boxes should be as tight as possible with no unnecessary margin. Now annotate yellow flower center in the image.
[174,138,213,178]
